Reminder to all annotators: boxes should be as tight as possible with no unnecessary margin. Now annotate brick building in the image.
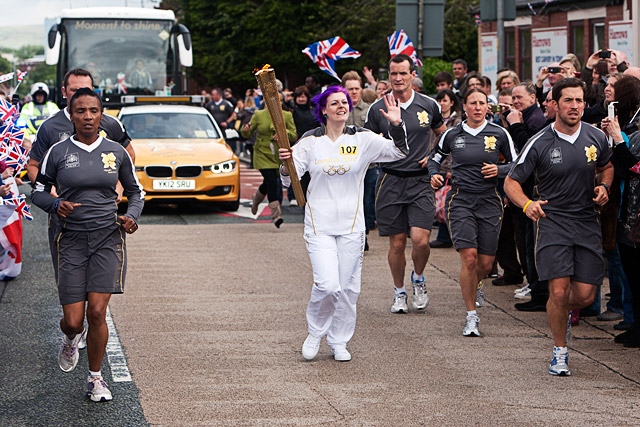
[478,0,634,92]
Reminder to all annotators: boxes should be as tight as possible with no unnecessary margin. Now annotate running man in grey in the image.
[365,54,446,314]
[505,78,613,376]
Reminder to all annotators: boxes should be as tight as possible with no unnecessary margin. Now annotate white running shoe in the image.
[411,272,429,310]
[86,376,113,402]
[331,346,352,362]
[390,292,409,313]
[475,281,485,308]
[514,284,531,299]
[78,327,87,350]
[549,347,571,376]
[302,335,321,360]
[463,314,480,337]
[58,333,82,372]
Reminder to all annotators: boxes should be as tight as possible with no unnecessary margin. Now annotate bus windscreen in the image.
[63,18,173,97]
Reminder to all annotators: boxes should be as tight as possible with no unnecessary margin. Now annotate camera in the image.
[547,66,562,74]
[599,50,611,59]
[490,104,501,113]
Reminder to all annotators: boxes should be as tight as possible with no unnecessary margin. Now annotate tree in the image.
[166,0,394,91]
[443,0,479,70]
[0,55,11,75]
[160,0,478,91]
[13,45,44,61]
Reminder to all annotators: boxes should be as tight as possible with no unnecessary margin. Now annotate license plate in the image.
[152,180,196,190]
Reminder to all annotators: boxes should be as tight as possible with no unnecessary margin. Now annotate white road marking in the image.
[233,199,267,219]
[105,307,132,382]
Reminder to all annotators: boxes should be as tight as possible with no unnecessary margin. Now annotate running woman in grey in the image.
[31,88,144,401]
[429,88,517,337]
[505,78,613,376]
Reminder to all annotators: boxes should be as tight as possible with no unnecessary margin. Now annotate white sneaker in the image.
[78,327,87,350]
[86,376,113,402]
[411,272,429,310]
[390,292,409,313]
[475,281,485,308]
[463,314,480,337]
[331,345,351,362]
[302,335,321,360]
[549,347,571,376]
[58,332,83,372]
[289,199,298,207]
[514,284,531,299]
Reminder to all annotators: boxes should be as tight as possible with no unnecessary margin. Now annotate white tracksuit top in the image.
[284,125,407,236]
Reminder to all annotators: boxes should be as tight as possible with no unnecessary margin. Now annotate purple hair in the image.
[311,85,353,125]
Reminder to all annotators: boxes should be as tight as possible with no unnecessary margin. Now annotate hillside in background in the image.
[0,26,45,49]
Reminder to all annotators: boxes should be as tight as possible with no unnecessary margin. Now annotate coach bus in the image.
[45,7,192,108]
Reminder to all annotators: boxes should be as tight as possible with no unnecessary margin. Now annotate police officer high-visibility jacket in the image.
[19,101,60,137]
[18,82,60,138]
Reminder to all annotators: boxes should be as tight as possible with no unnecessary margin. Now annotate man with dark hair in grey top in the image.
[365,54,446,314]
[505,78,613,376]
[31,88,144,402]
[27,68,134,186]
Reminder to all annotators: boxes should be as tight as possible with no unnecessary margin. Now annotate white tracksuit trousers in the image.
[304,231,365,347]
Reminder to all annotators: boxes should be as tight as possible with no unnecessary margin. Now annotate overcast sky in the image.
[1,0,158,27]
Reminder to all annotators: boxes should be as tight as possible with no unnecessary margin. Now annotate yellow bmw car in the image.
[118,101,240,210]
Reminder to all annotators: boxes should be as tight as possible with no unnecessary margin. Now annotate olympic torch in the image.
[255,65,306,206]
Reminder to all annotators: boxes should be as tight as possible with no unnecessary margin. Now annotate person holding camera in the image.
[534,62,562,107]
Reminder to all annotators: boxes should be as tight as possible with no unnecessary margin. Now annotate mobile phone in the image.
[599,50,611,59]
[607,101,618,148]
[490,104,501,113]
[547,67,562,74]
[608,101,618,119]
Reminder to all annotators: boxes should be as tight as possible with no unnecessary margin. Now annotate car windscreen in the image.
[121,112,221,139]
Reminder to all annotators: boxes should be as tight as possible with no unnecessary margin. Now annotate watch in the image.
[598,183,610,193]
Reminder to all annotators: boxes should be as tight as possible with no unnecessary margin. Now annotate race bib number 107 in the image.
[339,145,358,155]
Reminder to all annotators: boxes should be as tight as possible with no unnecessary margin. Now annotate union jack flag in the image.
[302,37,361,81]
[2,194,32,221]
[0,70,28,85]
[0,98,18,123]
[0,72,14,84]
[0,138,29,173]
[387,30,423,67]
[0,120,28,173]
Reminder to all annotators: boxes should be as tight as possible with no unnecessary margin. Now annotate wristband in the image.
[279,164,289,176]
[522,199,533,213]
[598,183,610,193]
[53,199,60,212]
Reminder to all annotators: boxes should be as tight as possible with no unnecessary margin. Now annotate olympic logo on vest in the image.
[322,165,350,176]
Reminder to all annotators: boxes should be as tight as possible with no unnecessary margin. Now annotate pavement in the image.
[1,198,640,426]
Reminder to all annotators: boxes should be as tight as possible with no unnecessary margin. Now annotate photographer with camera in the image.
[534,62,562,107]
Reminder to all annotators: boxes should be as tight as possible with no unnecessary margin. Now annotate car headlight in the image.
[210,160,237,174]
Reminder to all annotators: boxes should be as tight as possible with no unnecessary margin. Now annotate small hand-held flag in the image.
[302,37,361,81]
[388,30,422,67]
